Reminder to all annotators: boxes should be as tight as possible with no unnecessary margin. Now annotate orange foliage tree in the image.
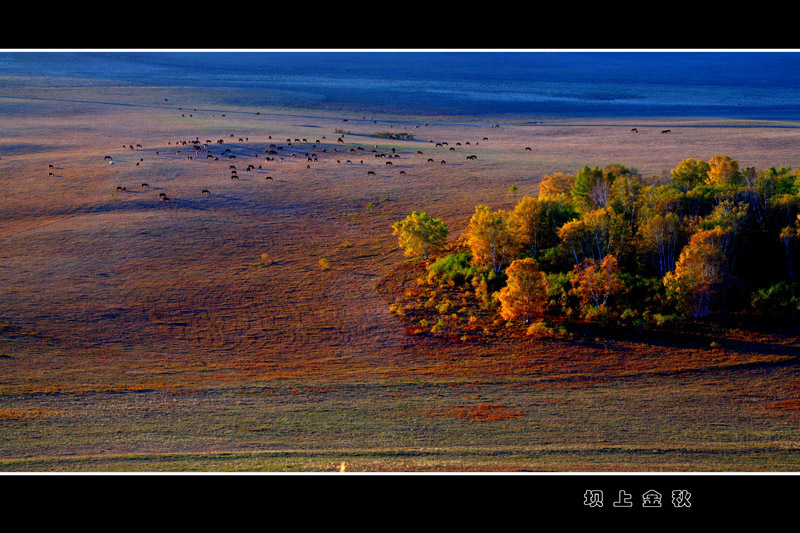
[498,258,549,325]
[570,255,624,320]
[663,226,729,318]
[705,155,741,186]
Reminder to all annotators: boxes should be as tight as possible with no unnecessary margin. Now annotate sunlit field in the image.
[2,79,799,472]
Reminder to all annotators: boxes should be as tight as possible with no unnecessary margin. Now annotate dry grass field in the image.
[2,83,800,471]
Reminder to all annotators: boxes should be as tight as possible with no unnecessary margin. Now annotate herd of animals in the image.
[41,117,661,205]
[96,123,499,205]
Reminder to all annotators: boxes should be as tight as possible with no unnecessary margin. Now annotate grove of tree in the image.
[391,156,800,335]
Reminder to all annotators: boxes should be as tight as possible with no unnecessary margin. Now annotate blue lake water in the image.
[2,51,800,119]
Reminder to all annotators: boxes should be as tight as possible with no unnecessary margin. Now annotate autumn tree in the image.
[663,226,730,318]
[698,199,749,278]
[498,258,549,324]
[638,211,683,278]
[670,158,710,191]
[557,208,627,267]
[778,215,800,281]
[508,196,573,258]
[569,254,624,321]
[571,164,636,213]
[705,155,742,186]
[609,172,643,229]
[538,171,575,202]
[464,205,519,273]
[392,211,449,261]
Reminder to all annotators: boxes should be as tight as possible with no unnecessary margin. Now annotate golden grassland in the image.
[2,84,800,471]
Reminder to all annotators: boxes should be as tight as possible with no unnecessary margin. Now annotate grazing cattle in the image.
[661,129,671,134]
[631,128,638,133]
[449,147,455,151]
[399,170,406,175]
[202,189,211,195]
[427,158,434,163]
[230,165,236,169]
[104,156,112,160]
[48,164,54,168]
[525,147,532,151]
[386,161,393,166]
[49,172,54,177]
[466,155,477,160]
[440,160,446,165]
[367,171,376,176]
[417,151,424,155]
[141,183,150,189]
[265,176,273,180]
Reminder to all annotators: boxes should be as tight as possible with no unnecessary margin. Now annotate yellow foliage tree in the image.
[537,171,575,201]
[509,196,548,257]
[498,258,549,325]
[464,205,519,273]
[392,211,449,261]
[671,157,710,190]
